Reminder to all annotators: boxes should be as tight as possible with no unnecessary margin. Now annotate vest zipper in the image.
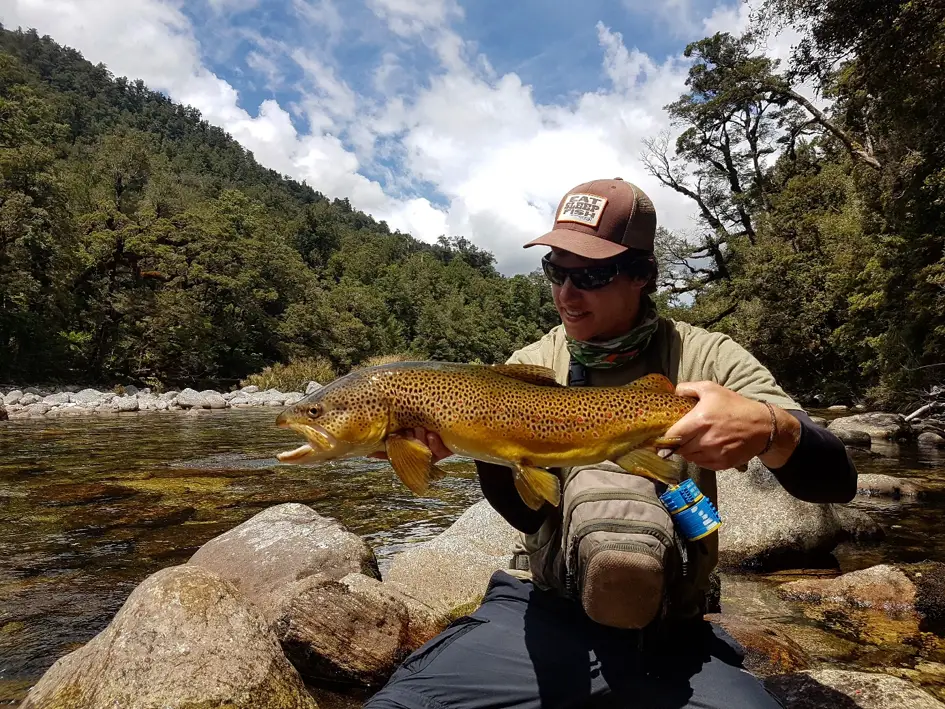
[570,519,675,549]
[587,540,663,562]
[563,489,665,538]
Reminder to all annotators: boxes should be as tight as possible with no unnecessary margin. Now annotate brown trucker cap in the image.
[524,177,657,259]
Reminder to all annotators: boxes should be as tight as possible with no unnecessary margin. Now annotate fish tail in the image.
[513,463,561,510]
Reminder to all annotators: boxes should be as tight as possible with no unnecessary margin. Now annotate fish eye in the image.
[304,404,322,418]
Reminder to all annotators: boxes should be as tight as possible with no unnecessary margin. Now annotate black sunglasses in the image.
[541,253,649,291]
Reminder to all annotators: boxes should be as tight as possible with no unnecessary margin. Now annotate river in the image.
[1,408,944,705]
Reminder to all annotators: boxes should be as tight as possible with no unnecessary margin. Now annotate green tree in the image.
[0,53,75,379]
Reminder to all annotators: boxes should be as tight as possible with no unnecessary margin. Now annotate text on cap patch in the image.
[557,193,608,227]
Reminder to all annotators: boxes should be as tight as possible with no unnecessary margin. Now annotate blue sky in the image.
[3,0,796,274]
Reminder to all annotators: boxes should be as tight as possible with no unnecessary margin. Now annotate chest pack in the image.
[558,358,694,630]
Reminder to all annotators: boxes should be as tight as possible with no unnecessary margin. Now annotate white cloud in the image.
[373,51,405,94]
[367,0,463,37]
[245,50,282,90]
[2,0,789,275]
[208,0,259,13]
[623,0,702,39]
[291,50,358,123]
[376,20,704,273]
[293,0,344,43]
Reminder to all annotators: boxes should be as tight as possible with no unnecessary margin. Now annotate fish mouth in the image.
[275,420,339,463]
[277,443,316,462]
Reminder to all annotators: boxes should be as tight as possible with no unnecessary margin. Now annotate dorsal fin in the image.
[623,373,676,394]
[489,364,562,387]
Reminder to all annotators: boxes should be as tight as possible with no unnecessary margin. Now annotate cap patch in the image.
[557,193,608,228]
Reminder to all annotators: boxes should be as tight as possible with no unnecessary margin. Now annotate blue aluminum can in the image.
[659,478,722,541]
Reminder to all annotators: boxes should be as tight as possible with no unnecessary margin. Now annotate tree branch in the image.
[702,302,738,328]
[642,135,732,238]
[768,82,882,169]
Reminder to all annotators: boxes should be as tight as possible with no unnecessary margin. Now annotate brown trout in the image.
[275,361,696,511]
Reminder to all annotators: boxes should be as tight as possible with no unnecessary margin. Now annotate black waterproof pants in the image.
[364,571,784,709]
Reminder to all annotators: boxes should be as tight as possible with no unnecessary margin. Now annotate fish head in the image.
[275,371,390,464]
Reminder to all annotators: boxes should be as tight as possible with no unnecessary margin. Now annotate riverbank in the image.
[0,382,323,419]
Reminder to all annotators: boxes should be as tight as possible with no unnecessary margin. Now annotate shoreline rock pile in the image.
[0,381,323,419]
[818,411,945,449]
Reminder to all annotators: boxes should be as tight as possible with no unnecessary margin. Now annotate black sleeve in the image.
[475,461,551,534]
[766,410,858,504]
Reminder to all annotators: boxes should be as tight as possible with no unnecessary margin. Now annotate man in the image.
[365,178,858,709]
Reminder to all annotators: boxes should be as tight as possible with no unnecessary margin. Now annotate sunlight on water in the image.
[0,409,482,703]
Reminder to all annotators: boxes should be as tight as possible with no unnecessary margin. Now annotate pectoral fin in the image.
[613,449,681,485]
[512,463,561,510]
[386,434,448,495]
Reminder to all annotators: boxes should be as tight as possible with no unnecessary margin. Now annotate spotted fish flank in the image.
[275,362,696,511]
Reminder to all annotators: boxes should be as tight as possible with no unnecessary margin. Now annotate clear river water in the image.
[1,408,944,706]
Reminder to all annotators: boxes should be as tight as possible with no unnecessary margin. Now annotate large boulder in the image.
[175,388,209,409]
[717,459,850,570]
[188,503,380,618]
[856,474,925,499]
[832,428,872,447]
[384,500,518,615]
[72,389,102,406]
[828,413,913,443]
[115,395,139,412]
[23,402,52,417]
[340,572,444,649]
[777,563,945,624]
[705,614,811,677]
[919,431,945,448]
[199,389,229,409]
[765,669,945,708]
[43,392,71,405]
[832,505,885,544]
[20,565,318,709]
[270,572,444,688]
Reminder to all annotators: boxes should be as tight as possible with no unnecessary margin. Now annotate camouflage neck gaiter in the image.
[566,297,660,369]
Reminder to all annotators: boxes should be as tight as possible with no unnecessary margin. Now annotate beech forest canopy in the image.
[0,0,942,409]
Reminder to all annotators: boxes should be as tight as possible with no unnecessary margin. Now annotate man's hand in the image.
[368,427,452,463]
[662,381,801,471]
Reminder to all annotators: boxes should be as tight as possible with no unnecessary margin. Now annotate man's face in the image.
[547,249,645,342]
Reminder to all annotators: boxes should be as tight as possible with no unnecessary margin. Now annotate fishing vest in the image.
[508,318,717,628]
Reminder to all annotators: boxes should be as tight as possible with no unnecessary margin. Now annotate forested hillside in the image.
[651,0,945,409]
[0,25,559,390]
[2,0,943,409]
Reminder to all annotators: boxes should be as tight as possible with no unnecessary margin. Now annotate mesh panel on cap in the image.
[623,183,657,250]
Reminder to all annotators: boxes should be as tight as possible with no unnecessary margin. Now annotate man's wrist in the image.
[757,404,802,469]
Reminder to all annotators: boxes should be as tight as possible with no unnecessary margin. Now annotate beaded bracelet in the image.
[759,401,778,456]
